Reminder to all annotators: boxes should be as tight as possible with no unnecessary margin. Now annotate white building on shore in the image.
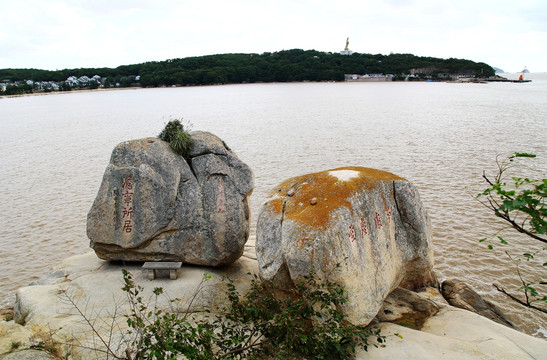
[344,74,394,82]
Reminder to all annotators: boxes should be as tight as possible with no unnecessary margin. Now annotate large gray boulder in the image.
[256,166,435,325]
[87,131,253,266]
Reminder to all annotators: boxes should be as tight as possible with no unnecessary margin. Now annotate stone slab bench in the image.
[142,262,182,280]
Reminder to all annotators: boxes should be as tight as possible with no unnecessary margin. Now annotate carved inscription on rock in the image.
[121,175,134,234]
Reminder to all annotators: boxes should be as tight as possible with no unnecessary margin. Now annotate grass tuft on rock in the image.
[158,119,193,159]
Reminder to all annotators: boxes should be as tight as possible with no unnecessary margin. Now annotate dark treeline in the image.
[0,65,140,83]
[0,49,494,87]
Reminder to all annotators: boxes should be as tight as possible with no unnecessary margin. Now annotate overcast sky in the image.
[1,0,546,73]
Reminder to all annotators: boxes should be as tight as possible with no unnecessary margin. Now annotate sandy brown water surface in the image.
[1,75,546,336]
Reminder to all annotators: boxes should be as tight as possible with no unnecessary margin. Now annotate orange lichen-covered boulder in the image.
[256,167,434,325]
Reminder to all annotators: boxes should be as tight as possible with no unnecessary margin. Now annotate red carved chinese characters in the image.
[360,217,368,236]
[374,212,382,228]
[122,220,133,233]
[122,192,133,205]
[122,175,133,190]
[385,207,392,223]
[123,207,133,219]
[348,224,357,242]
[121,175,134,233]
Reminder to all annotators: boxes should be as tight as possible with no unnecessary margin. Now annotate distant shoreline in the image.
[0,86,142,99]
[2,76,533,100]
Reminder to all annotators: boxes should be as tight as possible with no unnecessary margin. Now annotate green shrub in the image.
[121,270,384,360]
[158,119,193,159]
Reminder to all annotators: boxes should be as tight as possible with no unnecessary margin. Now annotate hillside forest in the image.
[0,49,495,95]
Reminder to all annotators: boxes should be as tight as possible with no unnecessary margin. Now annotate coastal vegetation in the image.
[157,120,194,160]
[0,49,494,95]
[478,153,546,313]
[52,270,383,360]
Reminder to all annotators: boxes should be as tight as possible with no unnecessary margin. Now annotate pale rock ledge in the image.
[3,245,546,359]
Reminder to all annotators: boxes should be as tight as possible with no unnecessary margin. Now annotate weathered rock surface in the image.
[13,248,258,360]
[0,350,55,360]
[374,287,441,329]
[87,131,253,266]
[0,321,33,355]
[442,279,515,328]
[361,306,547,360]
[363,286,547,359]
[256,166,435,325]
[11,246,547,360]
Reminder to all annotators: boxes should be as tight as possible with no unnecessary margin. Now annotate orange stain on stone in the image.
[264,166,404,229]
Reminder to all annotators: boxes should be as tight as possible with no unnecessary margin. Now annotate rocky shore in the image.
[2,131,546,359]
[2,242,546,359]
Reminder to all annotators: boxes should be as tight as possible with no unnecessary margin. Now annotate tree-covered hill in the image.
[0,49,494,90]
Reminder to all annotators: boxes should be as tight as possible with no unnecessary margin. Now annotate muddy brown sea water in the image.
[1,74,546,336]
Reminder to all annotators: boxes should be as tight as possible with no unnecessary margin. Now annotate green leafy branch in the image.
[478,153,546,245]
[492,249,547,314]
[477,152,546,312]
